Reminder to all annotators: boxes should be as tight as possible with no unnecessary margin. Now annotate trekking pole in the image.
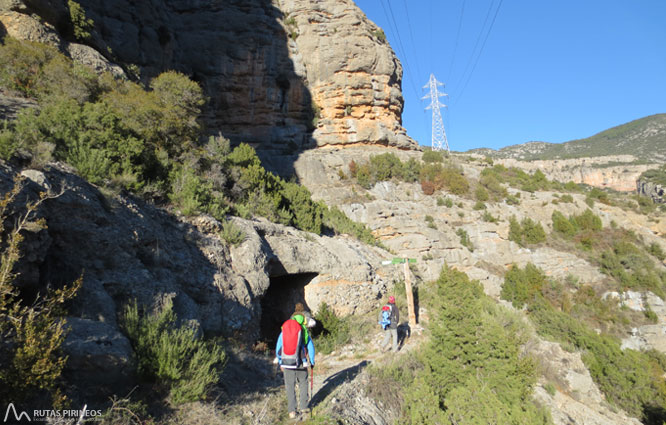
[310,365,314,417]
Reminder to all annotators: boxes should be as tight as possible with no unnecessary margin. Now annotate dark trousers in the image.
[283,367,309,413]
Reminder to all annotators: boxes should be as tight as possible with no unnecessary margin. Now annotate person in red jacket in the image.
[378,295,399,352]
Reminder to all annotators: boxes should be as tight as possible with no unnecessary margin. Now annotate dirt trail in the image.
[309,324,424,407]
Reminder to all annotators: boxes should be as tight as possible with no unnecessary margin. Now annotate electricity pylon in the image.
[422,74,449,152]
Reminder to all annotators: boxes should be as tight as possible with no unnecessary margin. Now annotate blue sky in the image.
[353,0,666,152]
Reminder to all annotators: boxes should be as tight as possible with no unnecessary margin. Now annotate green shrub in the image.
[313,303,352,355]
[552,210,576,237]
[422,149,444,163]
[400,266,549,424]
[456,228,473,251]
[419,162,469,195]
[508,216,522,245]
[587,187,610,205]
[501,263,547,309]
[640,164,666,187]
[529,299,666,422]
[369,152,405,183]
[219,220,245,247]
[371,29,386,42]
[282,182,323,234]
[0,38,59,97]
[599,241,666,298]
[169,165,214,216]
[121,299,226,405]
[475,185,489,202]
[402,158,421,182]
[481,165,558,193]
[505,194,520,205]
[322,206,379,247]
[68,0,94,40]
[648,242,665,262]
[0,179,82,406]
[479,173,507,199]
[571,209,602,232]
[522,217,546,244]
[0,37,97,101]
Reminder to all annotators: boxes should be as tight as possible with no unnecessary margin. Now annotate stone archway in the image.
[259,272,318,345]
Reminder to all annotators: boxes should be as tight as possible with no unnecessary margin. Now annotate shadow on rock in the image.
[311,360,369,407]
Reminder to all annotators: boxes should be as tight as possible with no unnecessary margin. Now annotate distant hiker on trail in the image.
[276,314,316,420]
[378,295,399,352]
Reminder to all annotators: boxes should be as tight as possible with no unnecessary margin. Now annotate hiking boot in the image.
[288,411,298,419]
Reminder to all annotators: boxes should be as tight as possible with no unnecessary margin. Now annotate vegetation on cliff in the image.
[0,36,378,245]
[471,113,666,162]
[502,264,666,424]
[0,177,81,407]
[640,164,666,187]
[369,266,552,424]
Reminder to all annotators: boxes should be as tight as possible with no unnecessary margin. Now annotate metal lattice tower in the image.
[422,74,449,152]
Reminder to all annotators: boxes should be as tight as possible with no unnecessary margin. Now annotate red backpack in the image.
[280,318,304,368]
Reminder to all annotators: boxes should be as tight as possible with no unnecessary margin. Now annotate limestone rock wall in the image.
[495,155,660,192]
[0,161,399,400]
[0,0,416,153]
[279,0,414,148]
[637,178,665,204]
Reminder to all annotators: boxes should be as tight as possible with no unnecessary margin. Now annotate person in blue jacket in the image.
[275,315,316,419]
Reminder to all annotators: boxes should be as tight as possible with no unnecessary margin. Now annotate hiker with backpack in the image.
[276,314,316,420]
[378,295,400,352]
[292,302,317,329]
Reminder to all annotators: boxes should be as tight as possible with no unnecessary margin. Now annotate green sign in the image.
[382,258,417,265]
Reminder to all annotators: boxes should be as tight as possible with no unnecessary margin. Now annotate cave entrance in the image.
[259,272,318,347]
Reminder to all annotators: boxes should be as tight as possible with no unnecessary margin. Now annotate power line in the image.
[452,0,497,98]
[454,0,503,106]
[447,0,466,83]
[402,0,424,82]
[379,0,421,102]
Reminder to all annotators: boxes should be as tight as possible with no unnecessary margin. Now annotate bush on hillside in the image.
[552,209,602,239]
[400,266,549,424]
[0,178,82,407]
[501,263,547,309]
[509,216,546,246]
[599,241,666,298]
[640,164,666,187]
[1,37,379,245]
[419,162,469,195]
[313,303,353,355]
[500,262,666,423]
[421,149,445,163]
[528,298,666,423]
[551,210,576,237]
[121,299,226,405]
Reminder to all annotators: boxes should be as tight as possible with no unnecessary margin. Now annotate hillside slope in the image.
[472,114,666,162]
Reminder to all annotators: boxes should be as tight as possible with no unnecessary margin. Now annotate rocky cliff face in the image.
[292,145,666,424]
[0,161,399,400]
[637,178,665,203]
[279,0,413,149]
[494,155,660,192]
[0,0,415,156]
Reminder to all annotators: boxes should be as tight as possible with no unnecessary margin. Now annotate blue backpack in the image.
[379,305,391,330]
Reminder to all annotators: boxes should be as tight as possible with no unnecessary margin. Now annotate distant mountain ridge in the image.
[470,114,666,162]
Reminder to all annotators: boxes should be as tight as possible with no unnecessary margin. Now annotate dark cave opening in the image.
[259,272,318,348]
